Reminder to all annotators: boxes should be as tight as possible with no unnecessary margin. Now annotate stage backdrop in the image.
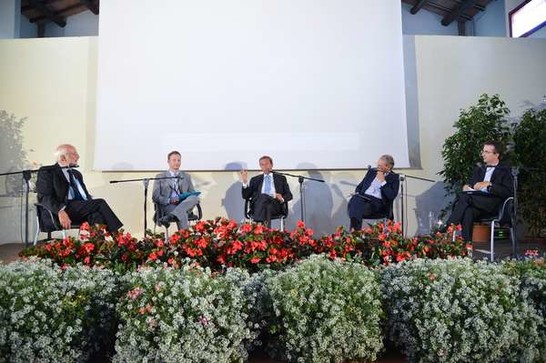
[94,0,410,171]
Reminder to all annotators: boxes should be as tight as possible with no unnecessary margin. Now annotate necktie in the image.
[264,174,272,195]
[67,169,85,201]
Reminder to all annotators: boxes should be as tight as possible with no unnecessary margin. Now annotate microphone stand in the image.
[110,175,180,237]
[396,172,435,237]
[272,171,324,224]
[0,169,36,247]
[511,167,519,257]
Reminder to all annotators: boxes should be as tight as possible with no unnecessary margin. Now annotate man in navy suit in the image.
[444,141,513,241]
[240,155,293,227]
[36,144,123,233]
[348,154,399,230]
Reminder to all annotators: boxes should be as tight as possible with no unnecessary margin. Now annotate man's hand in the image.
[275,193,284,202]
[376,170,385,182]
[462,184,473,192]
[473,181,491,191]
[240,169,248,184]
[58,210,71,229]
[170,196,180,204]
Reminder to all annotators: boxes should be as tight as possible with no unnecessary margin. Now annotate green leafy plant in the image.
[381,258,542,362]
[263,255,384,362]
[439,94,512,196]
[513,108,546,237]
[0,259,120,362]
[113,265,255,362]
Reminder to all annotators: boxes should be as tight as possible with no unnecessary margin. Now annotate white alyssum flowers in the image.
[113,265,254,363]
[263,255,384,363]
[0,258,119,363]
[382,258,542,362]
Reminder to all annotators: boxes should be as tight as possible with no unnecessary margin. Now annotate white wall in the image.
[44,10,98,38]
[473,0,506,36]
[0,0,20,39]
[2,36,546,244]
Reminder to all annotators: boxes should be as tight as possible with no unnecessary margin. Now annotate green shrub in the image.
[264,255,384,362]
[0,258,119,362]
[113,265,254,362]
[503,259,546,361]
[382,258,542,362]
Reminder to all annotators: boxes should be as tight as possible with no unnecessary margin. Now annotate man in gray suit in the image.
[152,151,200,229]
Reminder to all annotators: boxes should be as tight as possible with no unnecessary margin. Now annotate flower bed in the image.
[113,266,255,362]
[0,259,119,362]
[21,219,469,272]
[263,255,384,362]
[381,258,543,362]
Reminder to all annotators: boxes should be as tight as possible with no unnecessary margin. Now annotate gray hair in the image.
[379,154,395,169]
[54,144,75,162]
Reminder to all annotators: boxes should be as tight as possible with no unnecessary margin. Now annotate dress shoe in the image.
[159,214,178,228]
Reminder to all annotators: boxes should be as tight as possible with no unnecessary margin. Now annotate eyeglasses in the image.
[481,150,496,154]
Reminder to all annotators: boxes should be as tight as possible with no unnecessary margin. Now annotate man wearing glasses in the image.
[443,141,513,241]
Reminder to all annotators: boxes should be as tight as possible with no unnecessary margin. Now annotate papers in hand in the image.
[178,191,201,201]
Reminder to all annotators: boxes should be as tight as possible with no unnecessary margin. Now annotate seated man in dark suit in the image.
[348,154,399,230]
[240,155,293,227]
[35,144,123,233]
[444,141,513,241]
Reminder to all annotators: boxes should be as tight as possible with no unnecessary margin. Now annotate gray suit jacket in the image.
[152,170,196,206]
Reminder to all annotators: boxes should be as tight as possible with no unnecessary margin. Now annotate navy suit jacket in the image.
[242,173,293,206]
[352,169,399,219]
[36,163,91,214]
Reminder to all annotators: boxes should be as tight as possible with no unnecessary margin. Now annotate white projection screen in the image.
[95,0,409,171]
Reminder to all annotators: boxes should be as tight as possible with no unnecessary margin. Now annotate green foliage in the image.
[513,108,546,237]
[381,258,543,362]
[439,94,512,195]
[0,259,120,363]
[0,110,28,196]
[113,266,254,362]
[263,255,384,362]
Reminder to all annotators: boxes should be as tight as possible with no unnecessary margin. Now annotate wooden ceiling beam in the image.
[79,0,99,15]
[410,0,428,15]
[442,0,477,26]
[27,0,66,27]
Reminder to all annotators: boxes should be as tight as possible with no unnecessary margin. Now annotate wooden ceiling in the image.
[21,0,99,27]
[21,0,493,34]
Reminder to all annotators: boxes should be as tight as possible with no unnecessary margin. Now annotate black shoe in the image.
[159,214,178,228]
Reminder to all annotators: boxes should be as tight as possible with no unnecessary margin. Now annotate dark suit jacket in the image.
[352,169,399,219]
[242,173,293,207]
[35,163,90,214]
[468,164,513,200]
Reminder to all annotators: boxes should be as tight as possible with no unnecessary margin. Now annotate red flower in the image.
[250,256,261,264]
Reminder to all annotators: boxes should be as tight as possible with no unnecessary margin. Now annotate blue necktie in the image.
[264,174,272,195]
[68,169,85,201]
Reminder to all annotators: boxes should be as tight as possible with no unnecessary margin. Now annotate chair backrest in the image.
[35,203,61,232]
[35,203,81,233]
[497,197,514,226]
[244,198,288,221]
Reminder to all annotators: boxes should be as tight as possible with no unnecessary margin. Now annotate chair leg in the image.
[489,221,495,262]
[280,218,284,231]
[510,227,516,257]
[34,216,40,245]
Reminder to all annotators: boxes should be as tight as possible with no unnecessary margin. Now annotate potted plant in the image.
[439,94,512,196]
[513,108,546,238]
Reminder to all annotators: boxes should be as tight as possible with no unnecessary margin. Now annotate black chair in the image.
[473,197,515,261]
[33,203,81,245]
[244,198,288,230]
[153,202,203,234]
